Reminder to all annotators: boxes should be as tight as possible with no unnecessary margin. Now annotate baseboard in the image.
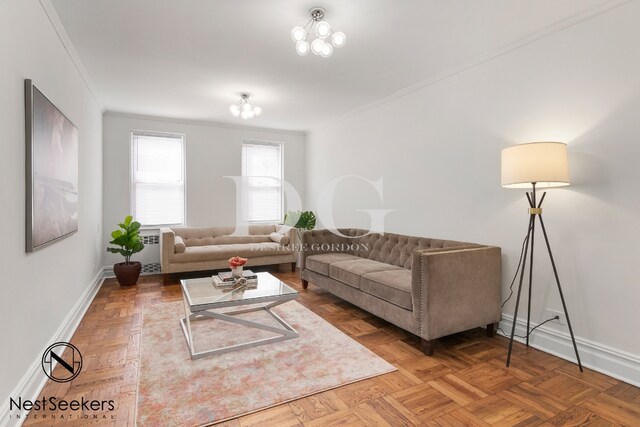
[0,269,105,427]
[102,265,114,278]
[499,313,640,387]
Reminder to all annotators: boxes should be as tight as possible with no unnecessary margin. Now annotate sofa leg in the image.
[421,338,435,356]
[291,262,296,272]
[486,322,498,338]
[301,279,309,289]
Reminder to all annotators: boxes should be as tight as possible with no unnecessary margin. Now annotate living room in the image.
[2,0,639,426]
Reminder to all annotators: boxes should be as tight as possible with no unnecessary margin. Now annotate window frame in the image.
[130,130,187,228]
[241,139,284,224]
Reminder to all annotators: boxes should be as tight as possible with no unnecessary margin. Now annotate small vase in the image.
[231,266,243,278]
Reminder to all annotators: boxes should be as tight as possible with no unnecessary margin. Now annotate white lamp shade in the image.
[321,43,333,57]
[315,21,331,38]
[296,40,310,56]
[501,142,570,188]
[331,31,346,47]
[291,26,306,42]
[311,38,324,55]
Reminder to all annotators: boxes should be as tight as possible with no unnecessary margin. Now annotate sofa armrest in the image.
[300,229,350,273]
[411,246,502,340]
[286,227,296,247]
[160,227,176,273]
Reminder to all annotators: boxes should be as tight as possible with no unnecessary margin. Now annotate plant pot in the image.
[231,266,243,279]
[113,261,142,286]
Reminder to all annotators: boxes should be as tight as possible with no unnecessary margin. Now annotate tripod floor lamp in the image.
[501,141,583,372]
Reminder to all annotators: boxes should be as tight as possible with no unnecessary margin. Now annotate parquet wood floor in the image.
[21,270,640,426]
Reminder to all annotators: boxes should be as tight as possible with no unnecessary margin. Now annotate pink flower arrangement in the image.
[228,256,248,268]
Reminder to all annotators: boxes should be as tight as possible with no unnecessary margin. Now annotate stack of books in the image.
[212,270,258,289]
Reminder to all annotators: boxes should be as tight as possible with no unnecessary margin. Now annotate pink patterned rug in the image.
[136,300,396,426]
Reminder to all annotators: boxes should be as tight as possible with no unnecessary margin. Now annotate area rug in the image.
[136,300,396,426]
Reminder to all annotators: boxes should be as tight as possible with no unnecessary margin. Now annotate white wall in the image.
[306,3,640,375]
[0,0,103,407]
[102,113,306,267]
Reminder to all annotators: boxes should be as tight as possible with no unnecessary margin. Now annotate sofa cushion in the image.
[174,236,186,253]
[270,232,290,245]
[361,269,413,310]
[329,258,402,289]
[172,242,289,263]
[306,253,360,276]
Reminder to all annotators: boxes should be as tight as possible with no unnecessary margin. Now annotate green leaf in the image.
[284,210,302,227]
[128,221,141,233]
[296,211,316,230]
[110,235,127,245]
[284,210,316,230]
[106,247,131,257]
[124,215,133,227]
[111,230,123,239]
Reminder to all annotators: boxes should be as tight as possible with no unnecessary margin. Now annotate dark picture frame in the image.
[25,79,79,252]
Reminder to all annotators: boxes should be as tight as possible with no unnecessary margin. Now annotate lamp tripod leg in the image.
[526,214,536,347]
[537,214,583,372]
[506,214,534,367]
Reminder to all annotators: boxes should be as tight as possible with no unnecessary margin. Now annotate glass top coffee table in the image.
[180,272,299,359]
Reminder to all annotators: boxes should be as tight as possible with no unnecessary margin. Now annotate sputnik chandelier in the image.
[229,94,262,119]
[291,7,346,57]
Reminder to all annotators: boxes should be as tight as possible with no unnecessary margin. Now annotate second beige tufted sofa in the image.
[160,225,296,277]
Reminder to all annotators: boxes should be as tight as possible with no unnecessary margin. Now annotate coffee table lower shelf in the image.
[180,300,299,360]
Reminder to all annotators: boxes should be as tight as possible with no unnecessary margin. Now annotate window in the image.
[241,141,283,222]
[131,132,185,226]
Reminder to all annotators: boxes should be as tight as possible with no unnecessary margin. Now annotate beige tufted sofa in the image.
[300,229,502,355]
[160,225,295,279]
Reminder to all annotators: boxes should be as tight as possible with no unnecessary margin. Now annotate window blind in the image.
[241,141,283,222]
[131,132,185,226]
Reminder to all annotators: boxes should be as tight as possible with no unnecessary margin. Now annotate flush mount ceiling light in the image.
[229,94,262,119]
[291,7,346,57]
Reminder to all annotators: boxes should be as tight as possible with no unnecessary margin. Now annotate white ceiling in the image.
[51,0,609,132]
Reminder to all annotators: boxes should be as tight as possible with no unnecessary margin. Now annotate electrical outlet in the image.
[545,308,566,325]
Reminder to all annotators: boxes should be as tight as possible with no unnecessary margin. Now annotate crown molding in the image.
[38,0,104,112]
[309,0,631,134]
[103,111,307,137]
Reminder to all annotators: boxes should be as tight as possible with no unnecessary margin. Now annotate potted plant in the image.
[107,215,145,286]
[284,211,316,267]
[284,210,317,242]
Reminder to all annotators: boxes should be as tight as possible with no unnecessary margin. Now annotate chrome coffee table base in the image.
[180,299,299,360]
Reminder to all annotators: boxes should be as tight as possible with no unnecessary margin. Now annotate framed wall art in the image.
[25,79,79,252]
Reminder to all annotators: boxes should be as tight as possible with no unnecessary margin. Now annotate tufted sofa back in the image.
[300,228,480,270]
[358,232,475,269]
[171,225,280,247]
[329,229,474,269]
